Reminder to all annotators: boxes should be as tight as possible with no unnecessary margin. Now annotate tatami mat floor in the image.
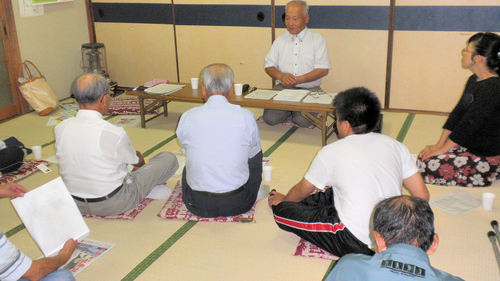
[1,100,499,281]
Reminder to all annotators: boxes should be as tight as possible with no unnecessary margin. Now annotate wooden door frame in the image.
[0,0,28,120]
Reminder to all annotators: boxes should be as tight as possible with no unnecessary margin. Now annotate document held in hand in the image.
[11,177,90,257]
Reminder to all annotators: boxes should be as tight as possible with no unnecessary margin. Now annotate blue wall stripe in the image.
[275,6,389,30]
[93,3,173,24]
[92,4,500,32]
[174,5,271,27]
[395,6,500,32]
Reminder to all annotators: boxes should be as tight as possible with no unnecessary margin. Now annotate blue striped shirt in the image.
[0,232,32,281]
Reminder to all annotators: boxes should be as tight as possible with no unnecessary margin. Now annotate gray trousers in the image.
[76,152,179,216]
[262,85,321,127]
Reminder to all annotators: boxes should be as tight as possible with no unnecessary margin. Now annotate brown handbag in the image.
[18,60,58,116]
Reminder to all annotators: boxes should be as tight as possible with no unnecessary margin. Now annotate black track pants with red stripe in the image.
[271,188,374,257]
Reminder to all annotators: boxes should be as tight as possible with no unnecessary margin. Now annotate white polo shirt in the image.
[304,133,418,247]
[176,95,261,193]
[264,27,331,89]
[55,110,139,198]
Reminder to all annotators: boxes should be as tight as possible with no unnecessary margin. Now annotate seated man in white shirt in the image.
[263,0,330,127]
[268,87,429,257]
[176,63,263,217]
[55,73,178,216]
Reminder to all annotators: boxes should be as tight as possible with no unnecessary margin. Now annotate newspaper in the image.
[430,189,481,215]
[114,116,141,127]
[62,238,114,276]
[46,111,76,126]
[59,101,79,112]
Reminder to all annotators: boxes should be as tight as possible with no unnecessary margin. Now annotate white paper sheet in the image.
[302,92,337,104]
[144,84,184,95]
[146,185,173,200]
[173,151,186,177]
[430,189,481,215]
[244,89,279,100]
[273,89,310,102]
[11,177,89,257]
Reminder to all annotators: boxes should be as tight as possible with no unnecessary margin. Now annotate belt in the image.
[72,184,123,203]
[193,185,245,198]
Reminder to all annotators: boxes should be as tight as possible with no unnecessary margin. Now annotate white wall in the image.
[12,0,89,100]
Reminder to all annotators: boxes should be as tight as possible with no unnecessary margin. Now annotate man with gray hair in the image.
[264,0,330,127]
[55,73,178,216]
[326,195,464,281]
[176,63,263,217]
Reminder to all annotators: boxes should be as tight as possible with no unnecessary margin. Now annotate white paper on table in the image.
[144,84,184,95]
[11,177,89,257]
[302,92,337,104]
[244,89,279,100]
[273,89,309,102]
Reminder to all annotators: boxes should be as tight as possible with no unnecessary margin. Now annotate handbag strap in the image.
[18,60,45,82]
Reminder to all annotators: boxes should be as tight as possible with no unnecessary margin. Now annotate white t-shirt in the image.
[304,133,418,247]
[264,28,331,89]
[55,110,139,198]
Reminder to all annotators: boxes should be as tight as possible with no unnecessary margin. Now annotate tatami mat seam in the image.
[122,126,299,280]
[4,129,175,238]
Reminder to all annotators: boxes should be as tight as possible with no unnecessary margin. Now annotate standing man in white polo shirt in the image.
[264,0,331,127]
[55,73,178,216]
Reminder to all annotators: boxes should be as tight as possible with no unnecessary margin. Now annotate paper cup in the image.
[32,145,42,160]
[234,83,243,96]
[190,78,199,90]
[263,165,272,182]
[482,192,496,211]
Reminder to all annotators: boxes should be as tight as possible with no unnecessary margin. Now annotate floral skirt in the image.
[417,145,500,187]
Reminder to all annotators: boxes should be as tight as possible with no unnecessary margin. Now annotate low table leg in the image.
[138,97,146,128]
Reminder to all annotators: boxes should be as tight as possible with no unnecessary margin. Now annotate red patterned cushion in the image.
[157,181,255,223]
[0,159,49,184]
[83,198,154,220]
[294,238,339,260]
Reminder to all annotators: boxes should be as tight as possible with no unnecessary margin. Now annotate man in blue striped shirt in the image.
[0,182,77,281]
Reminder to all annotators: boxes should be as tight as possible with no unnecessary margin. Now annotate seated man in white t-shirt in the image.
[55,73,178,216]
[268,87,429,257]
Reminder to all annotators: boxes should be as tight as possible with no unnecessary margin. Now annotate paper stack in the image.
[273,89,310,102]
[11,177,89,257]
[144,84,185,95]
